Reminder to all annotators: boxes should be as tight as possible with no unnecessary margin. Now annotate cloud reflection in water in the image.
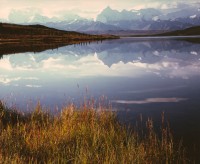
[0,38,200,110]
[111,97,188,104]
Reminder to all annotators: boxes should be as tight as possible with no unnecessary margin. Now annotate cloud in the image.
[191,51,198,55]
[111,97,188,104]
[0,77,21,84]
[0,57,13,70]
[26,85,42,88]
[0,76,39,85]
[121,85,187,94]
[1,51,200,80]
[129,57,200,79]
[0,0,199,20]
[8,8,42,23]
[24,77,39,80]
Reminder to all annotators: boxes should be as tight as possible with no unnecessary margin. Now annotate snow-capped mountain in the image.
[43,6,199,32]
[96,7,140,23]
[7,9,83,24]
[44,20,121,32]
[1,4,200,33]
[96,6,162,23]
[44,19,91,31]
[95,6,200,31]
[157,6,200,21]
[5,38,200,68]
[77,21,121,32]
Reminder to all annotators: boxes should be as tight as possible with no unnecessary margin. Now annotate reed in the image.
[0,100,186,163]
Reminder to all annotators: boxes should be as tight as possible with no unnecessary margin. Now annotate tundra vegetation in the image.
[0,23,118,57]
[0,100,187,163]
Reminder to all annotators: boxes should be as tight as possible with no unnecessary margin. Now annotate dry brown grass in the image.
[0,101,187,163]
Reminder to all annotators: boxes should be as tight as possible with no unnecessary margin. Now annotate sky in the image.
[0,0,199,19]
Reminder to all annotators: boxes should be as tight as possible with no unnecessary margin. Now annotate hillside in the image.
[156,26,200,36]
[0,23,118,41]
[0,23,118,56]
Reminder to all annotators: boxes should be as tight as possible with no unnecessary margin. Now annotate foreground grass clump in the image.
[0,101,186,163]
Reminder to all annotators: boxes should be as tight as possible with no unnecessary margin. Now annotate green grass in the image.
[0,100,186,163]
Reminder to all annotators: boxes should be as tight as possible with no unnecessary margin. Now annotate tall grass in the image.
[0,100,186,163]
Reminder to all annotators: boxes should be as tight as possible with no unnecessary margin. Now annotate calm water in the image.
[1,37,200,110]
[1,37,200,159]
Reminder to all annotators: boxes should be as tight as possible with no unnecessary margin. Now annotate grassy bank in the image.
[0,23,118,43]
[0,101,186,163]
[0,23,119,57]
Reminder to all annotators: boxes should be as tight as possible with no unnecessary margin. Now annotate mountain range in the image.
[1,4,200,34]
[4,37,200,69]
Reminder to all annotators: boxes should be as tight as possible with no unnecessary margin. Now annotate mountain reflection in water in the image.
[1,37,200,161]
[0,38,200,108]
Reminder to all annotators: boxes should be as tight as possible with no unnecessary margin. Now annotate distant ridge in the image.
[0,22,118,39]
[156,26,200,36]
[0,23,84,35]
[0,22,118,56]
[0,22,118,45]
[2,4,200,33]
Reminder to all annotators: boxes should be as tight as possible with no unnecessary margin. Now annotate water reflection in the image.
[111,97,188,104]
[0,38,200,110]
[1,37,200,161]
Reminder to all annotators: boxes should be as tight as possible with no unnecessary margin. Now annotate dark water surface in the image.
[0,37,200,161]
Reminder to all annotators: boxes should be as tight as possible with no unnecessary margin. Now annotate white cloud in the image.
[0,77,21,84]
[0,0,199,20]
[24,77,39,80]
[1,51,200,84]
[121,85,186,94]
[111,97,188,104]
[191,51,198,55]
[153,51,160,56]
[26,85,42,88]
[190,14,197,19]
[0,57,13,70]
[8,8,43,23]
[0,76,39,85]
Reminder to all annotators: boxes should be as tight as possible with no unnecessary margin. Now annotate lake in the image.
[1,37,200,160]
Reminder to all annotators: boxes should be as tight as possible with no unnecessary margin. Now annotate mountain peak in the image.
[102,6,114,13]
[105,6,112,11]
[122,9,128,13]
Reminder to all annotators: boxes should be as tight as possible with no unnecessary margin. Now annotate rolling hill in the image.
[0,23,118,41]
[0,23,118,56]
[156,26,200,36]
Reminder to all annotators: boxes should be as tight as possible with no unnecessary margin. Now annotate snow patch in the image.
[28,16,35,23]
[153,51,160,56]
[153,16,159,21]
[131,9,138,13]
[68,19,78,24]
